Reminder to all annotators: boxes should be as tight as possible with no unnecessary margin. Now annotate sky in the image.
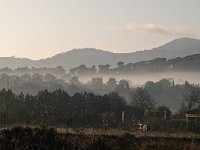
[0,0,200,59]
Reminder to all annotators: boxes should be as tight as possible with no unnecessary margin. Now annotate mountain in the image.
[0,37,200,71]
[142,37,200,59]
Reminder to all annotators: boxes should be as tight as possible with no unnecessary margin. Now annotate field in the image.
[0,126,200,150]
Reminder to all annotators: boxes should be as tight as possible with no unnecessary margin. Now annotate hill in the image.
[0,37,200,70]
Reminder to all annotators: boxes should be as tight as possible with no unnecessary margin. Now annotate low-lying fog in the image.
[78,71,200,86]
[76,71,200,113]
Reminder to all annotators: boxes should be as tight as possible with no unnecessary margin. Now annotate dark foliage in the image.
[0,89,127,128]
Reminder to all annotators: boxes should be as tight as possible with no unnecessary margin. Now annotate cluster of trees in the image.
[0,73,64,95]
[0,81,199,130]
[0,88,173,128]
[69,54,200,76]
[180,83,200,112]
[0,66,65,78]
[0,89,123,127]
[0,71,199,112]
[2,53,200,79]
[0,73,132,96]
[144,79,200,112]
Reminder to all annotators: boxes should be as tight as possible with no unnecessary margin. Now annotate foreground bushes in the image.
[0,127,200,150]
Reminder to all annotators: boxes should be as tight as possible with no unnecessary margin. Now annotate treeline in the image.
[0,72,199,111]
[1,53,200,79]
[0,85,199,130]
[0,72,132,96]
[69,53,200,76]
[0,88,170,128]
[0,89,123,127]
[0,66,65,78]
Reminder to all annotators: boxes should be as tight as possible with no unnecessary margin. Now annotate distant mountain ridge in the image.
[0,37,200,70]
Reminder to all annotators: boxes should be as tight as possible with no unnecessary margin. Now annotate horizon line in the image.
[0,36,198,60]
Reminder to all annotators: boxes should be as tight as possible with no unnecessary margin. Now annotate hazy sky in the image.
[0,0,200,59]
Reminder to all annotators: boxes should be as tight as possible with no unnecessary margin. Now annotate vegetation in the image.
[0,85,198,132]
[0,88,147,128]
[0,69,199,112]
[0,87,184,131]
[0,127,200,150]
[69,53,200,76]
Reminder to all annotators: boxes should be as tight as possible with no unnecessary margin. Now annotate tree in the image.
[90,77,103,87]
[31,73,43,84]
[89,65,97,75]
[106,78,117,89]
[183,86,200,111]
[44,73,56,82]
[116,80,130,92]
[98,64,110,74]
[155,106,172,120]
[157,79,172,91]
[117,61,124,68]
[21,74,31,83]
[144,81,156,94]
[69,76,81,86]
[131,88,155,119]
[54,66,66,77]
[0,73,10,89]
[0,89,15,127]
[108,92,126,125]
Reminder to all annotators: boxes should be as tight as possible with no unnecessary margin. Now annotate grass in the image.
[0,126,200,150]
